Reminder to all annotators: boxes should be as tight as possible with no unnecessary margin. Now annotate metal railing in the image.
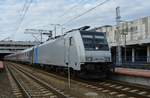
[113,56,150,69]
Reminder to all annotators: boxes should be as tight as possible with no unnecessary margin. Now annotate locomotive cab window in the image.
[80,31,109,51]
[81,35,93,50]
[94,35,109,50]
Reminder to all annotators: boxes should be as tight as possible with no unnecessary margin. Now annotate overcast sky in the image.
[0,0,150,41]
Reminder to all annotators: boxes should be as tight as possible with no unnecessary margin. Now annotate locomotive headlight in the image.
[86,57,93,61]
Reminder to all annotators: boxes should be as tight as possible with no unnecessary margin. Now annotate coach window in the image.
[69,37,73,46]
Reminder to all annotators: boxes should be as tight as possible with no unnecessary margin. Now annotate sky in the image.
[0,0,150,41]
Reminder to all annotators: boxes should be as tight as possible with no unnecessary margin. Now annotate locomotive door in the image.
[64,37,74,66]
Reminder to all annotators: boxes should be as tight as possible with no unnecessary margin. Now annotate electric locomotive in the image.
[5,26,112,79]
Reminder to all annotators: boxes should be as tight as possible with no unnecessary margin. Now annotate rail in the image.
[9,62,150,98]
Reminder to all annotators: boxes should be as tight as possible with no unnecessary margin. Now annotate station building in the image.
[94,16,150,67]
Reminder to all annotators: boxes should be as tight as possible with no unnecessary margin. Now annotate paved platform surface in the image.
[115,67,150,78]
[0,63,15,98]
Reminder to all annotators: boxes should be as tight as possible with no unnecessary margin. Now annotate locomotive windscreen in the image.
[80,31,109,51]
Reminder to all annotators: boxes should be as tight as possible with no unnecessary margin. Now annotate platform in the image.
[0,61,4,69]
[115,67,150,78]
[110,67,150,86]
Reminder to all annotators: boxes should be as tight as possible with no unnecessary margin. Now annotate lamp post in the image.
[116,6,122,66]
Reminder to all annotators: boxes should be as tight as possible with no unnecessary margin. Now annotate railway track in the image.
[80,80,150,98]
[7,62,150,98]
[97,80,150,97]
[6,65,23,98]
[6,63,67,98]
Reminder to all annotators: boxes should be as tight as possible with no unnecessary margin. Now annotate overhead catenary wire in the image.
[62,0,111,26]
[33,0,110,35]
[61,0,87,17]
[20,0,28,16]
[15,0,33,34]
[0,0,32,41]
[35,0,98,28]
[36,0,86,28]
[10,0,33,40]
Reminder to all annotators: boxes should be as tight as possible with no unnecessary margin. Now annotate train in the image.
[4,26,112,79]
